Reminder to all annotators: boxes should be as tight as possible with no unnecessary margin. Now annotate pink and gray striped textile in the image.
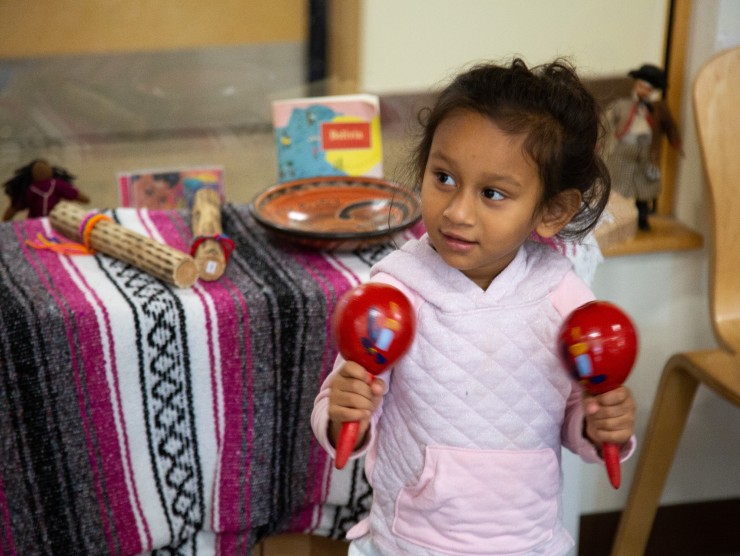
[0,205,417,555]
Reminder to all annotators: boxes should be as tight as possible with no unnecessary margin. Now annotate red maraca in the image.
[332,282,415,469]
[557,300,638,489]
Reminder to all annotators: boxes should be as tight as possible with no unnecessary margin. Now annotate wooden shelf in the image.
[600,215,703,257]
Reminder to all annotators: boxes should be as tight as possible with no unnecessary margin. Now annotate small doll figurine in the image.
[2,159,90,221]
[604,64,682,231]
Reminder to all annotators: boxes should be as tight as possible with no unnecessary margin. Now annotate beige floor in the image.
[256,534,349,556]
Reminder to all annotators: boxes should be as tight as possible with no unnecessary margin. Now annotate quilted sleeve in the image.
[549,270,595,317]
[311,354,344,458]
[562,383,603,463]
[311,353,391,463]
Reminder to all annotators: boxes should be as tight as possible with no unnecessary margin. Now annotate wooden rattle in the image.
[49,201,198,288]
[190,189,234,281]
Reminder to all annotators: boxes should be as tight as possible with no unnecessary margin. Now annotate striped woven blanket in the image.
[0,204,416,555]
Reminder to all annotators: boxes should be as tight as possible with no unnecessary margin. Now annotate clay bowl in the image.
[249,176,421,250]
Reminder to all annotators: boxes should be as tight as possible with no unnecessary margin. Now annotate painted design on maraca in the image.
[564,327,609,388]
[558,300,638,489]
[332,283,415,469]
[360,304,403,365]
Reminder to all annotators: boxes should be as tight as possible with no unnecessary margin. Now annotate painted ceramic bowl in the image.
[249,176,422,250]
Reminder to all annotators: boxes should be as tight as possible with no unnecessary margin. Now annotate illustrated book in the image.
[272,93,383,182]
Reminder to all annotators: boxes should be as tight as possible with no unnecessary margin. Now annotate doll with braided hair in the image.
[3,159,90,221]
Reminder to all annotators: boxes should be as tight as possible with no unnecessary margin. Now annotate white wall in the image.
[358,0,740,521]
[586,0,740,514]
[359,0,668,93]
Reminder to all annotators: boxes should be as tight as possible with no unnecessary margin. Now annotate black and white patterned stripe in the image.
[97,246,204,556]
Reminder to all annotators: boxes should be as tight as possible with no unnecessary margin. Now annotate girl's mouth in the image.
[440,231,476,252]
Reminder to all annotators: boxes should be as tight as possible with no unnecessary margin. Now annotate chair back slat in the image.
[693,46,740,353]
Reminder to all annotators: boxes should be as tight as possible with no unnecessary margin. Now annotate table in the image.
[0,203,603,555]
[0,203,417,555]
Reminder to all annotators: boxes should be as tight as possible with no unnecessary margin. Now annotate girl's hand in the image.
[328,361,386,449]
[583,385,636,448]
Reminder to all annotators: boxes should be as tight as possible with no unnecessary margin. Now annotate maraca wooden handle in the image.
[335,420,360,470]
[603,442,621,489]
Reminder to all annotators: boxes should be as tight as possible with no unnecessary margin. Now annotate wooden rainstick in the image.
[50,201,198,288]
[191,189,228,281]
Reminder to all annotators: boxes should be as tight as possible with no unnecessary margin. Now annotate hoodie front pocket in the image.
[392,445,560,555]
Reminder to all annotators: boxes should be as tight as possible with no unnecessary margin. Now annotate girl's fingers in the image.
[340,360,373,382]
[370,378,385,396]
[583,386,635,446]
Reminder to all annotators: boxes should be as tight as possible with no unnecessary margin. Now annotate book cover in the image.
[272,93,383,182]
[118,165,224,210]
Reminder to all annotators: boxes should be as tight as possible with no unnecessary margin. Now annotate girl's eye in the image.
[483,188,505,201]
[436,172,456,187]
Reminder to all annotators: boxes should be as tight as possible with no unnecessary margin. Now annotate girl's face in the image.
[134,175,175,209]
[421,109,554,290]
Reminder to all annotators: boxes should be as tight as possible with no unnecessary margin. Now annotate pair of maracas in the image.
[332,283,637,488]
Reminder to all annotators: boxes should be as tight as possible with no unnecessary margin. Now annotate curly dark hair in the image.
[3,159,76,204]
[408,58,611,239]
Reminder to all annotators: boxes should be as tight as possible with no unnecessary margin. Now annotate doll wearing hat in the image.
[2,159,90,221]
[603,64,683,230]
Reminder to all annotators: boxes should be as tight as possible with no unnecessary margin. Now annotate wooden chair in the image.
[610,46,740,555]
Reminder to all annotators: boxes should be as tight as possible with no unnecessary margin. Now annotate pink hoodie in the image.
[312,237,634,555]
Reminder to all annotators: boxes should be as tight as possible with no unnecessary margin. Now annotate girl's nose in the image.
[442,189,475,225]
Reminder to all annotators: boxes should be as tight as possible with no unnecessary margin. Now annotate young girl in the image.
[2,159,90,221]
[312,58,636,555]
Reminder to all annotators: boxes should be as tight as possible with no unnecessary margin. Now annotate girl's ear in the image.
[535,189,582,238]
